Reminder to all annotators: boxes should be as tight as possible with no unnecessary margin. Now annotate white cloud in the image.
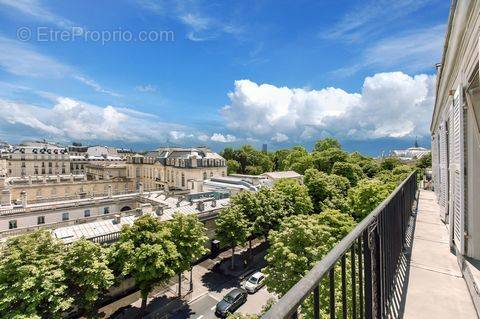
[0,36,70,77]
[137,0,242,41]
[210,133,236,143]
[221,72,435,142]
[222,79,360,136]
[332,25,445,77]
[74,75,120,97]
[321,0,434,42]
[135,84,157,92]
[0,0,78,30]
[0,37,118,96]
[197,134,210,142]
[0,96,190,142]
[271,133,288,142]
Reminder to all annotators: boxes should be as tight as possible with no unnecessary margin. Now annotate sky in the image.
[0,0,450,155]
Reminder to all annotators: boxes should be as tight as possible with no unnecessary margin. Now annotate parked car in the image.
[243,271,266,293]
[215,288,248,317]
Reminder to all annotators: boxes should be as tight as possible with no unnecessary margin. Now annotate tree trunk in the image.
[230,246,235,270]
[178,273,182,297]
[249,238,252,263]
[140,295,147,316]
[189,266,193,291]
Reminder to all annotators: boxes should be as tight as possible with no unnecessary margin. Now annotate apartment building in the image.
[431,0,480,259]
[1,174,134,203]
[4,141,70,177]
[126,147,227,191]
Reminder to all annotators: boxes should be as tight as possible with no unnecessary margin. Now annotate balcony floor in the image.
[401,190,477,318]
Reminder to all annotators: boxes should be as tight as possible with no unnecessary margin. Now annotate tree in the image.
[251,187,287,237]
[167,213,208,295]
[273,179,313,215]
[331,162,364,187]
[113,215,179,313]
[272,148,291,171]
[304,168,350,213]
[264,210,355,317]
[348,179,392,221]
[313,137,341,152]
[380,157,401,170]
[226,159,241,174]
[359,159,381,178]
[215,206,250,269]
[0,231,71,319]
[312,148,349,173]
[416,152,432,169]
[63,238,114,315]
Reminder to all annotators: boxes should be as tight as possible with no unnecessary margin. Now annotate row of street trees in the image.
[0,213,208,318]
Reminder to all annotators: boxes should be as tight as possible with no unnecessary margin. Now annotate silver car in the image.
[243,271,266,293]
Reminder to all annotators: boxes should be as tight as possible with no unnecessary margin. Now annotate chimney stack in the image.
[20,191,27,208]
[113,214,121,224]
[1,188,11,206]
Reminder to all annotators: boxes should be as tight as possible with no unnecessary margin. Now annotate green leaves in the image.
[215,206,250,248]
[168,213,209,273]
[63,238,114,314]
[348,178,392,221]
[113,215,180,300]
[0,231,71,319]
[264,210,356,297]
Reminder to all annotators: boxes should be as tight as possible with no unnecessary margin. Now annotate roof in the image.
[262,171,302,179]
[52,214,137,243]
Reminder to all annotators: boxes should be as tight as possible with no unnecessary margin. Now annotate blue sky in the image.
[0,0,450,155]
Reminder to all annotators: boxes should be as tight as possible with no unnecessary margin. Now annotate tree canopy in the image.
[63,238,114,314]
[167,213,209,273]
[0,231,71,319]
[215,205,250,268]
[112,215,180,311]
[313,137,342,152]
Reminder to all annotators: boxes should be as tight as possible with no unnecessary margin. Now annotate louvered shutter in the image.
[438,123,448,215]
[451,85,465,253]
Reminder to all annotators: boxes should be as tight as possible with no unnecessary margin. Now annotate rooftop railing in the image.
[262,172,417,319]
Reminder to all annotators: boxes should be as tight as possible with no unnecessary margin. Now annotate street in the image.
[170,285,274,319]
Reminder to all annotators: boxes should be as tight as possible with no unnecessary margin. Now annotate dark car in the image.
[215,288,248,317]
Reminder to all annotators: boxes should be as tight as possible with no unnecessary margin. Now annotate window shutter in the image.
[451,85,465,253]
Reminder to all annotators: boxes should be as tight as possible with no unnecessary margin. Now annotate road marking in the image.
[210,305,216,310]
[197,316,204,319]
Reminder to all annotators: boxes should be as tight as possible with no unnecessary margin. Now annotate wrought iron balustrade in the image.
[262,172,418,319]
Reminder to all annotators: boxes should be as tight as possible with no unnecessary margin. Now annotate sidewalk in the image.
[402,190,477,318]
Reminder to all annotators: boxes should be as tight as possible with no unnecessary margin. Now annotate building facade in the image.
[126,147,228,191]
[431,0,480,260]
[1,174,135,203]
[4,141,70,177]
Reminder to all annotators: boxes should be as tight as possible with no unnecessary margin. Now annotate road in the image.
[170,285,274,319]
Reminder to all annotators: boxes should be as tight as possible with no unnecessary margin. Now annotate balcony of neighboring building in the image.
[261,174,478,319]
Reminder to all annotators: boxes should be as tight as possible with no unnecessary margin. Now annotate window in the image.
[8,220,17,229]
[210,172,214,177]
[181,173,185,187]
[84,209,91,217]
[62,212,69,221]
[103,207,110,214]
[37,216,45,225]
[203,172,207,180]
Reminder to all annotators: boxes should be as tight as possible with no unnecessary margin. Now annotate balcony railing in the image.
[262,171,417,319]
